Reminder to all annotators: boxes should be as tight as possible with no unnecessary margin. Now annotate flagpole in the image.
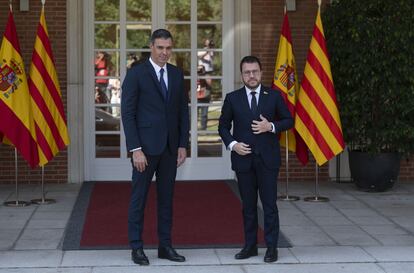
[31,165,56,205]
[3,148,31,207]
[304,161,329,202]
[278,133,300,201]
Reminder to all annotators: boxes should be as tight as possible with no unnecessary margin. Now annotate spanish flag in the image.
[28,6,70,166]
[295,5,345,166]
[272,11,309,165]
[0,8,39,168]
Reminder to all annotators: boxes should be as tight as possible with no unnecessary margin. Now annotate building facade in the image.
[0,0,413,184]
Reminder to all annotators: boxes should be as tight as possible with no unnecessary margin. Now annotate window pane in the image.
[197,104,220,132]
[166,24,190,49]
[166,0,190,21]
[95,0,119,21]
[196,78,222,103]
[197,133,222,157]
[126,25,151,49]
[197,24,222,49]
[197,51,221,76]
[96,134,120,158]
[126,0,151,21]
[197,0,222,21]
[95,51,119,77]
[95,24,119,49]
[95,107,120,131]
[170,52,191,76]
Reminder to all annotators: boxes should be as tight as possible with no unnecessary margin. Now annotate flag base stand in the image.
[303,196,329,202]
[278,195,300,201]
[279,135,300,202]
[31,166,56,205]
[4,149,31,207]
[304,162,329,203]
[31,198,56,205]
[3,200,31,207]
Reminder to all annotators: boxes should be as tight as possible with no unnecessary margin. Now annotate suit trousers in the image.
[235,154,280,248]
[128,147,177,249]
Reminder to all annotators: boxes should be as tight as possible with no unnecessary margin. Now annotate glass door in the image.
[85,0,233,180]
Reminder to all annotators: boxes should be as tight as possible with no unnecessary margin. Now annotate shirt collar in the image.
[245,84,261,96]
[149,57,167,73]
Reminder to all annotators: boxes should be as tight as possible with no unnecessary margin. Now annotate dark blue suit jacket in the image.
[218,86,293,171]
[121,60,189,155]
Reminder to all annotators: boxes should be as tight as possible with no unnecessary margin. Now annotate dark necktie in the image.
[159,68,168,100]
[250,91,258,116]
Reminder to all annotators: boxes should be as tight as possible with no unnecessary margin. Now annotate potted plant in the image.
[323,0,414,191]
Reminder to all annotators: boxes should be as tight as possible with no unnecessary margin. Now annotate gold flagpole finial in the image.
[318,0,322,7]
[42,0,46,6]
[9,0,12,12]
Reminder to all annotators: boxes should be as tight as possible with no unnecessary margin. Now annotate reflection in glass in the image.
[127,25,151,49]
[197,104,220,132]
[95,106,120,131]
[198,0,222,21]
[197,133,222,157]
[166,0,190,21]
[166,24,190,49]
[95,0,119,21]
[96,134,120,158]
[196,78,222,103]
[126,51,151,69]
[126,0,151,21]
[170,52,191,76]
[197,51,222,76]
[95,51,119,77]
[197,24,222,49]
[95,24,119,49]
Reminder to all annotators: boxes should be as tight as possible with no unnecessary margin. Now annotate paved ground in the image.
[1,181,414,273]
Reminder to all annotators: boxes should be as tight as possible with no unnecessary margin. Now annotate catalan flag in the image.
[28,6,70,166]
[295,7,345,166]
[272,11,309,165]
[0,8,39,168]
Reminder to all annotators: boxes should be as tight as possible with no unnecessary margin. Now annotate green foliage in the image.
[323,0,414,155]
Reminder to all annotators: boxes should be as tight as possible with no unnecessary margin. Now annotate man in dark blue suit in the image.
[219,56,293,263]
[121,29,189,265]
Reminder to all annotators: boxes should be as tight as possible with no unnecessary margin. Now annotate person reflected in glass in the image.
[197,65,212,130]
[197,39,214,130]
[95,51,111,105]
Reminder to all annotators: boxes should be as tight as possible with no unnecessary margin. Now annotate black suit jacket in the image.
[121,60,189,155]
[218,86,293,171]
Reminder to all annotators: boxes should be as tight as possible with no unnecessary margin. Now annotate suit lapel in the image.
[257,86,268,116]
[239,87,255,119]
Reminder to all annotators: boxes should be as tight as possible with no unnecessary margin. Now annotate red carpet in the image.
[80,181,265,248]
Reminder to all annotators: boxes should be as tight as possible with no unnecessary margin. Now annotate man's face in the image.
[241,62,262,90]
[150,38,173,67]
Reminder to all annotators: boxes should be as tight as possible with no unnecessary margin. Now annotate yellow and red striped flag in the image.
[295,6,345,166]
[272,11,309,165]
[0,8,39,168]
[28,6,70,166]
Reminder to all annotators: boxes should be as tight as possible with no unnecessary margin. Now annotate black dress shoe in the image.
[131,248,149,265]
[158,246,186,262]
[234,246,258,259]
[264,247,278,263]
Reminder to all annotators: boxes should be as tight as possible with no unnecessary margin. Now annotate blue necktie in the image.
[159,68,168,100]
[250,91,258,116]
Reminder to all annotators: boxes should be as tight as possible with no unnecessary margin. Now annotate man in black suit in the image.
[121,29,189,265]
[218,56,293,263]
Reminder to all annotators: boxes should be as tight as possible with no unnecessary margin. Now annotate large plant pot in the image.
[348,150,401,192]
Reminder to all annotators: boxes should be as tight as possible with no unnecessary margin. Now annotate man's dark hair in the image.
[150,29,173,44]
[240,55,262,72]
